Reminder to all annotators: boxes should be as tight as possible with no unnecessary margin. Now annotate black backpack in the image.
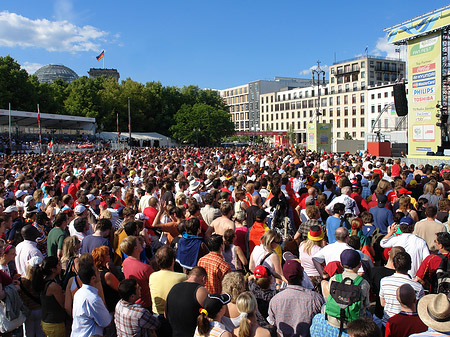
[436,254,450,294]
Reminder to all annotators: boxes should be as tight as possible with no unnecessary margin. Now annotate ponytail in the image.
[196,309,210,336]
[238,312,250,337]
[31,256,59,293]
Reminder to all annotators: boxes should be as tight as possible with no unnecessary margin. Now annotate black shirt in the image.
[166,281,202,337]
[370,266,395,319]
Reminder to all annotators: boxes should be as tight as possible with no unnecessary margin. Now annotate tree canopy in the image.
[0,55,233,141]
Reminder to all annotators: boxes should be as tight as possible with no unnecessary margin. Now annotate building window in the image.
[384,92,388,98]
[338,85,342,93]
[329,108,333,117]
[360,93,365,103]
[337,108,341,117]
[337,96,341,105]
[345,84,350,92]
[344,107,348,116]
[378,105,382,113]
[360,118,365,127]
[337,120,341,128]
[352,94,356,104]
[331,86,335,94]
[352,132,356,138]
[303,111,306,118]
[361,105,365,115]
[298,121,301,129]
[337,132,341,138]
[352,106,356,115]
[344,119,348,128]
[361,131,365,137]
[303,121,307,129]
[361,71,365,78]
[344,95,348,104]
[329,97,333,105]
[361,81,366,89]
[352,118,356,127]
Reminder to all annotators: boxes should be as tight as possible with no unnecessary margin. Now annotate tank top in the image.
[222,245,242,271]
[166,282,202,337]
[99,270,121,312]
[41,280,66,323]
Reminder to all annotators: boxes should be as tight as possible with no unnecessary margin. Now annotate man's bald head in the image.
[21,224,39,241]
[335,226,349,242]
[397,284,416,307]
[308,187,316,196]
[341,186,351,195]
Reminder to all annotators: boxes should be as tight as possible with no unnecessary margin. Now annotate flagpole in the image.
[103,52,105,69]
[128,97,131,147]
[8,102,11,151]
[37,104,42,155]
[116,112,119,144]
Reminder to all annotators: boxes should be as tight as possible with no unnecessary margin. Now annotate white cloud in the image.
[299,64,329,76]
[373,35,403,59]
[22,62,44,74]
[0,11,108,53]
[54,0,74,21]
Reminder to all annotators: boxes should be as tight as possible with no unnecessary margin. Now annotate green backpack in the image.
[325,274,363,336]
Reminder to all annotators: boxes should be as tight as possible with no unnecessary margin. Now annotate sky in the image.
[0,1,446,90]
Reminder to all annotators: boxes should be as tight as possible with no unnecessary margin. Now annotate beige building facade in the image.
[259,56,406,145]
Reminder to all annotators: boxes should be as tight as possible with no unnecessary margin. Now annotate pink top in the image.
[299,243,321,277]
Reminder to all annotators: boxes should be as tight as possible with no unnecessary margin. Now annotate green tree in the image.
[64,76,101,117]
[170,103,234,146]
[0,55,37,111]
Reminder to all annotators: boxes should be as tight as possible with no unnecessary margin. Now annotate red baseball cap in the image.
[254,265,271,278]
[397,188,412,195]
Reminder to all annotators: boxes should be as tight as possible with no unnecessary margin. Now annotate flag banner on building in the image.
[96,50,105,61]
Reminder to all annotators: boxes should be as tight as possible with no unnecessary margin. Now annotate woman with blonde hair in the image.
[44,196,60,222]
[298,225,325,290]
[61,236,80,272]
[33,189,44,212]
[420,181,442,207]
[233,291,270,337]
[221,272,246,331]
[249,230,284,289]
[396,195,419,222]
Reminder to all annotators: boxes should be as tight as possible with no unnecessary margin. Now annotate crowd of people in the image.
[0,146,450,337]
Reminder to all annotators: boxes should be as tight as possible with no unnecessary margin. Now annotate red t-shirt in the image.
[143,206,158,229]
[122,257,154,309]
[416,253,444,292]
[385,312,427,337]
[391,164,401,178]
[0,270,12,287]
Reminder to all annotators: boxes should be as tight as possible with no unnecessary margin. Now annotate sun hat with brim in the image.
[189,180,200,191]
[201,293,231,318]
[308,225,324,241]
[418,293,450,332]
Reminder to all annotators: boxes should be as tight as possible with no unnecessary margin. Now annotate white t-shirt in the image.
[299,244,321,277]
[312,241,353,265]
[380,233,430,278]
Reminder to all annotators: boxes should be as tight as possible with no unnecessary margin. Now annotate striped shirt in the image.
[379,273,424,326]
[194,321,227,337]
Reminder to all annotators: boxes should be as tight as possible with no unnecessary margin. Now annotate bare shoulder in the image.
[256,327,271,337]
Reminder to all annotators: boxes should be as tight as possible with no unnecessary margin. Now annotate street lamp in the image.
[311,60,326,123]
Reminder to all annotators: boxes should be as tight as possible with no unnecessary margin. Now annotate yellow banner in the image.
[387,8,450,43]
[408,32,441,155]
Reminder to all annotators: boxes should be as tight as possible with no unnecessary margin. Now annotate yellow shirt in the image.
[149,270,187,314]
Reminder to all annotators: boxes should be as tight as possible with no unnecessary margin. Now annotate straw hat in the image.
[418,293,450,332]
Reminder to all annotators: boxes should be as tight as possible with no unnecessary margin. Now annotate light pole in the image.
[311,60,326,123]
[194,128,199,147]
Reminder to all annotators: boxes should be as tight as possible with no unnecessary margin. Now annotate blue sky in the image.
[0,1,445,90]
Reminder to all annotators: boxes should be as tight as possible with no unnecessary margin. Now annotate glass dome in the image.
[34,64,79,83]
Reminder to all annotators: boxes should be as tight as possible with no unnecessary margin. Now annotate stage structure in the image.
[386,5,450,156]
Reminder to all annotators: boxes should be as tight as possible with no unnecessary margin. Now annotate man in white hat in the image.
[411,293,450,336]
